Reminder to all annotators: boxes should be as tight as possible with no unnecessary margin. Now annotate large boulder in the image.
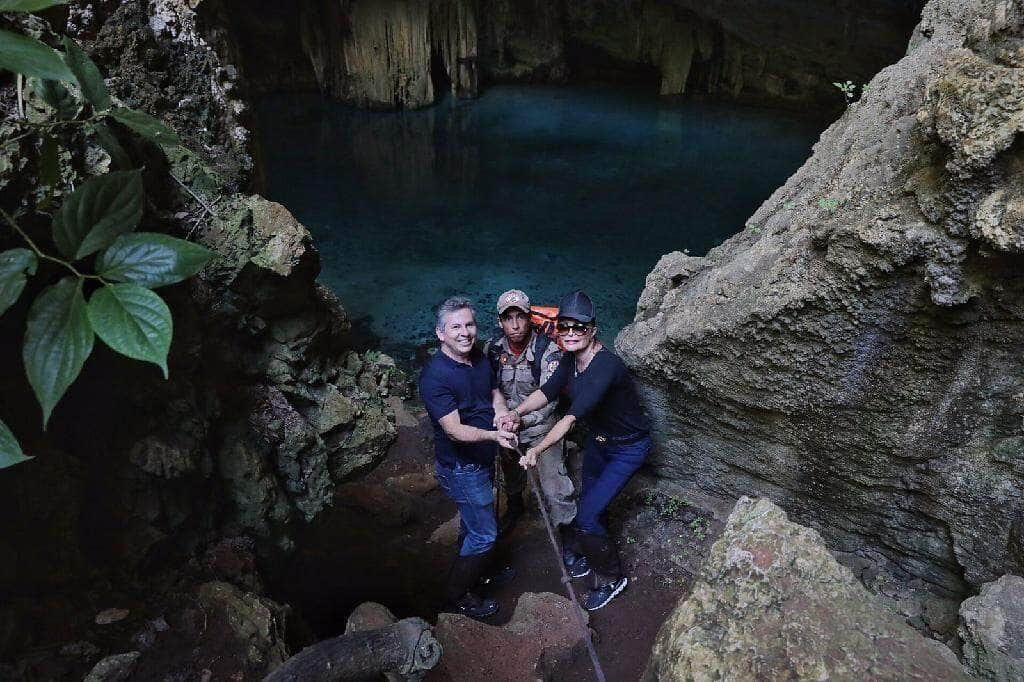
[432,592,589,681]
[618,0,1024,595]
[644,497,969,681]
[959,574,1024,680]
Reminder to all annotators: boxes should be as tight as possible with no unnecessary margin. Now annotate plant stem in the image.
[0,207,106,283]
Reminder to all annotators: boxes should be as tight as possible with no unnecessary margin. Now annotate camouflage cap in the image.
[497,289,531,314]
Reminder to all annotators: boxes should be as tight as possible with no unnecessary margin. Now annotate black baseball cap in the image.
[558,290,596,324]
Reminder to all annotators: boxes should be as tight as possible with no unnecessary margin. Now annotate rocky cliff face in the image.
[223,0,922,109]
[618,0,1024,597]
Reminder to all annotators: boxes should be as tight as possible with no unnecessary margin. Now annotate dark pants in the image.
[436,460,497,557]
[575,434,652,537]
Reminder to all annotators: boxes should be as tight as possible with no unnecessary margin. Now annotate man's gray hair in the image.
[435,296,476,331]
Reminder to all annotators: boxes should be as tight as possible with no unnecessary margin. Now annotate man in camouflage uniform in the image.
[485,289,577,535]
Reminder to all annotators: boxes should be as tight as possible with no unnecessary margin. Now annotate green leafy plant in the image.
[832,80,869,106]
[689,516,709,542]
[0,5,214,468]
[818,197,840,213]
[832,80,857,104]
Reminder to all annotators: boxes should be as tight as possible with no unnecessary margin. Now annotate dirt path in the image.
[266,405,721,680]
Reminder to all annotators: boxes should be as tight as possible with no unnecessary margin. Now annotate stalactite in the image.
[297,0,477,109]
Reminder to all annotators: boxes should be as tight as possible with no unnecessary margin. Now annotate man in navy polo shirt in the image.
[419,296,518,620]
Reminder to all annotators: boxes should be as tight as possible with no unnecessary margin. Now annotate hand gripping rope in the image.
[515,446,607,682]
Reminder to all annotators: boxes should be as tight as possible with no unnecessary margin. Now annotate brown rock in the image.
[345,602,397,634]
[431,592,588,681]
[338,482,415,527]
[428,513,462,547]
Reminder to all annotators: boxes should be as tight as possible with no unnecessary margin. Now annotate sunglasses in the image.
[556,321,592,335]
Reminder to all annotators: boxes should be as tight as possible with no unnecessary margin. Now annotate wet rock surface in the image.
[959,574,1024,680]
[644,497,969,681]
[618,0,1024,595]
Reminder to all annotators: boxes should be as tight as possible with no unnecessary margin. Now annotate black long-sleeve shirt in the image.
[540,348,650,438]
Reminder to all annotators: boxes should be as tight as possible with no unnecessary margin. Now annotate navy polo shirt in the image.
[419,347,498,467]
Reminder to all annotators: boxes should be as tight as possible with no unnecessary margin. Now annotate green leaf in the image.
[87,283,171,377]
[0,29,75,82]
[0,418,31,470]
[61,36,110,111]
[91,121,132,170]
[52,169,143,260]
[0,248,37,316]
[23,277,94,428]
[0,0,68,11]
[97,233,213,288]
[108,108,181,147]
[39,132,59,188]
[33,78,79,119]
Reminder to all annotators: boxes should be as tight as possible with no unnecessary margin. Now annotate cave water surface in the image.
[256,85,826,360]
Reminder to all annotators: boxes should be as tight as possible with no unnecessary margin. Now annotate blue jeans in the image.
[436,460,497,557]
[575,435,652,537]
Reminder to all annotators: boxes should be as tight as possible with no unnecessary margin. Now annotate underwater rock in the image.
[644,498,968,681]
[618,0,1024,594]
[959,574,1024,681]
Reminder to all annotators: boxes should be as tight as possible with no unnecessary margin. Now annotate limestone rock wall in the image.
[644,497,969,680]
[618,0,1024,596]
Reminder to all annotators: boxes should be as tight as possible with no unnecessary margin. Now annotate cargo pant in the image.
[499,439,577,527]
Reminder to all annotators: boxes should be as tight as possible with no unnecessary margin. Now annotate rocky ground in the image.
[266,397,721,681]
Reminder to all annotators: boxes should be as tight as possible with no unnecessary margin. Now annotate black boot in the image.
[560,525,591,579]
[498,492,526,537]
[443,553,499,620]
[579,533,628,611]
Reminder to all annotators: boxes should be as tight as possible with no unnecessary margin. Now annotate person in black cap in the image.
[499,289,652,611]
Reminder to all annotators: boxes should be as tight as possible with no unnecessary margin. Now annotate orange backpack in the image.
[529,305,567,350]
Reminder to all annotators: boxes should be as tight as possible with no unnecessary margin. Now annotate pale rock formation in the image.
[299,0,477,108]
[644,497,969,681]
[618,0,1024,595]
[959,574,1024,680]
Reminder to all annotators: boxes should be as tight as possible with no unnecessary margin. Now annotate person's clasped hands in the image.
[492,412,520,450]
[496,411,520,433]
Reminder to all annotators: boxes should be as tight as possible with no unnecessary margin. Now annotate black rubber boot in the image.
[478,540,516,591]
[498,492,526,537]
[559,525,591,579]
[578,532,623,580]
[444,553,499,620]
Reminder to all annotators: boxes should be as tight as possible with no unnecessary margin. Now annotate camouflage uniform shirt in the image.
[484,331,563,446]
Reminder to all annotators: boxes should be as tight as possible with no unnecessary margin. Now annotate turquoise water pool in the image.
[255,86,825,360]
